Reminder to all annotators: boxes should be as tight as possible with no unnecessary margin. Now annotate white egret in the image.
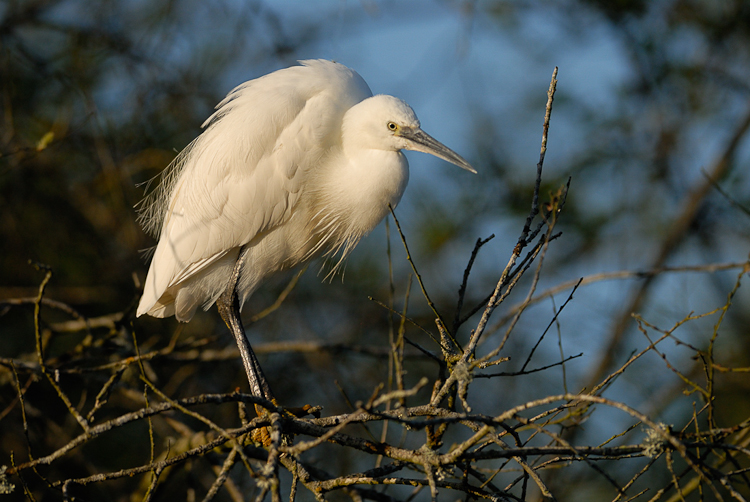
[136,59,475,402]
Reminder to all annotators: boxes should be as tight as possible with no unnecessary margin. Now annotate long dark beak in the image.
[401,127,476,174]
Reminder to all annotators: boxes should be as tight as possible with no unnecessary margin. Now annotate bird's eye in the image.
[387,122,398,131]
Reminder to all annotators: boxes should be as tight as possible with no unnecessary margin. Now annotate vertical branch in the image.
[491,183,570,358]
[31,263,53,368]
[260,412,283,502]
[394,276,411,401]
[202,446,240,502]
[704,261,746,428]
[11,362,38,489]
[452,235,494,334]
[142,464,166,502]
[388,205,460,355]
[515,66,558,255]
[288,461,299,502]
[472,67,560,352]
[130,321,157,485]
[430,68,560,409]
[385,216,396,397]
[30,262,90,432]
[380,216,397,468]
[552,295,570,395]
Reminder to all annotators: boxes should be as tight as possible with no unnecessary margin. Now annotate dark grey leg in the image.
[216,249,274,402]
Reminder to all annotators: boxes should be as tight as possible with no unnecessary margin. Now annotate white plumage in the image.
[136,59,474,324]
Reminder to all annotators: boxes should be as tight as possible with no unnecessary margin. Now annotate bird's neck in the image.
[327,147,410,235]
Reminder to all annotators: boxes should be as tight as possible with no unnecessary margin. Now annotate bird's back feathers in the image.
[137,60,372,320]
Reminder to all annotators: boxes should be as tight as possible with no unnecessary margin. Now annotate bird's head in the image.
[343,95,476,173]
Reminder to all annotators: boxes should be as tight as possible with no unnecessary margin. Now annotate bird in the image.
[136,59,475,403]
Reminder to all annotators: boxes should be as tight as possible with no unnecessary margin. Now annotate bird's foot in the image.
[250,402,276,446]
[250,403,322,446]
[285,404,322,418]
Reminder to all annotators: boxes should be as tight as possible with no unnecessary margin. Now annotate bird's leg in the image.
[216,252,278,446]
[216,250,318,445]
[216,249,275,440]
[217,284,274,402]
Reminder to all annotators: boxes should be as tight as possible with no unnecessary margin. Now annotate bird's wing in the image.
[137,60,372,318]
